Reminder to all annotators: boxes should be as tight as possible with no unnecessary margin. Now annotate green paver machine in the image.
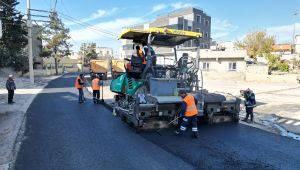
[110,28,240,131]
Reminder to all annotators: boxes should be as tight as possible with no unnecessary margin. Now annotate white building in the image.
[96,47,113,59]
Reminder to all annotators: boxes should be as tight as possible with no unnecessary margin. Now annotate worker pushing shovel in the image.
[91,74,103,104]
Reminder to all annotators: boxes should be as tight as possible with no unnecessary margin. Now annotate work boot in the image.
[242,118,248,122]
[174,130,180,136]
[192,132,199,139]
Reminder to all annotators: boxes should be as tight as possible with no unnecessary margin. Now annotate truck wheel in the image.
[232,113,239,123]
[120,114,126,122]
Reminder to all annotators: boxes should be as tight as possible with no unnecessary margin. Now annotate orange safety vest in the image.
[183,95,198,117]
[75,76,83,89]
[137,50,146,65]
[92,78,101,90]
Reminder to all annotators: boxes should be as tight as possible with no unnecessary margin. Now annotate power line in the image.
[57,11,117,36]
[59,15,118,41]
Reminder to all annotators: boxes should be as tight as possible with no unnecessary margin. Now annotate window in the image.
[229,62,237,71]
[203,62,210,70]
[196,28,201,33]
[205,32,209,38]
[196,15,201,23]
[187,26,192,31]
[205,20,209,27]
[178,25,183,30]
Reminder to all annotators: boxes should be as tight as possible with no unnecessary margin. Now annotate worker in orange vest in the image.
[136,45,146,67]
[75,73,85,103]
[91,74,102,104]
[174,90,199,138]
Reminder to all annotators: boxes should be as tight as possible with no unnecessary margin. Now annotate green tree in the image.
[235,31,275,60]
[0,0,28,73]
[79,42,97,66]
[41,11,72,75]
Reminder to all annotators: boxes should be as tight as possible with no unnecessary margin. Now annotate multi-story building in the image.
[149,7,211,48]
[121,7,211,58]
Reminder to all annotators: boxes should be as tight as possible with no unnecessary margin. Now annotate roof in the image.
[118,28,202,47]
[272,44,292,52]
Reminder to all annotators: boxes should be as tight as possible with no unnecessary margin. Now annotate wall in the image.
[200,58,246,72]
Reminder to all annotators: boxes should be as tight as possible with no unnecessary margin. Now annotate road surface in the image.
[15,73,300,170]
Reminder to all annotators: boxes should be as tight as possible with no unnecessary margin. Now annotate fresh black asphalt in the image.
[15,73,300,170]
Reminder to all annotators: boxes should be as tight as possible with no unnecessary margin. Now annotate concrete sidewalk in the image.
[0,76,60,170]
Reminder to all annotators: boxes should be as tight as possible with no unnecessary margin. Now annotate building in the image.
[174,49,247,72]
[121,7,211,58]
[272,44,292,54]
[149,7,211,48]
[96,47,113,59]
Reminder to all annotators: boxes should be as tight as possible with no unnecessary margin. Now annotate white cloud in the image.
[65,7,118,26]
[152,4,167,13]
[171,2,194,10]
[212,19,239,39]
[69,17,146,51]
[266,23,300,43]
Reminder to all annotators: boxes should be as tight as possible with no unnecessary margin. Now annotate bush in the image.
[277,62,289,72]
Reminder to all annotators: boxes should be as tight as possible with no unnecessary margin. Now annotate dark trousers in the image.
[245,107,254,121]
[93,90,100,103]
[78,88,84,102]
[8,90,14,103]
[179,115,198,133]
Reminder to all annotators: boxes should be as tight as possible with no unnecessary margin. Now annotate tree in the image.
[0,0,28,73]
[79,42,97,66]
[235,31,275,60]
[265,53,289,72]
[41,11,72,75]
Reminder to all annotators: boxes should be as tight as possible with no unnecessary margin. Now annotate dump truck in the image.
[110,28,241,131]
[111,59,126,79]
[90,59,109,80]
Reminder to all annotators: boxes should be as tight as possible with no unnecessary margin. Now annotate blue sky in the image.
[17,0,300,54]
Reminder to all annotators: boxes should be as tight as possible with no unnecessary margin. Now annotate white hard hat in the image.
[9,75,13,78]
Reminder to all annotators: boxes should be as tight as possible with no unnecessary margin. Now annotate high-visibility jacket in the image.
[75,76,83,89]
[137,50,146,65]
[183,95,198,117]
[92,78,101,90]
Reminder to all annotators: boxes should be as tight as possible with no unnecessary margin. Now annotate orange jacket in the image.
[75,76,83,89]
[183,95,198,117]
[92,78,101,90]
[137,50,146,65]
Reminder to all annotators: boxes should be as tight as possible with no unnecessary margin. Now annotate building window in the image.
[196,28,201,33]
[203,62,210,70]
[187,26,192,31]
[178,24,183,30]
[205,32,209,38]
[229,62,237,71]
[196,15,201,23]
[205,20,209,27]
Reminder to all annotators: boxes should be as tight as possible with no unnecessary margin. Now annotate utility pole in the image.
[292,9,298,54]
[81,50,84,72]
[27,0,34,84]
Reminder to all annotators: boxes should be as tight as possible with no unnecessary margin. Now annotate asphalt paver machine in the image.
[110,28,240,131]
